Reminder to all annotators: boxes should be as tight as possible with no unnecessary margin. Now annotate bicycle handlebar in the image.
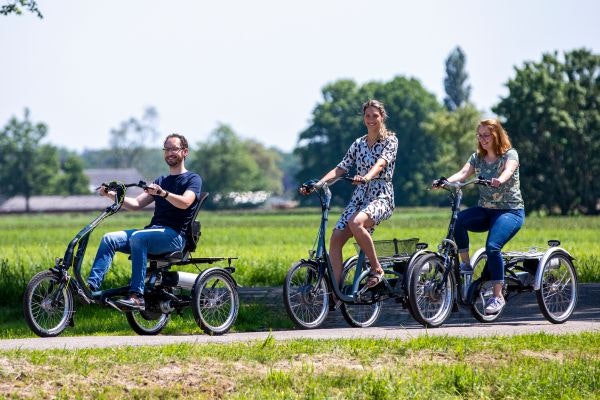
[298,174,383,196]
[431,176,492,191]
[95,180,149,192]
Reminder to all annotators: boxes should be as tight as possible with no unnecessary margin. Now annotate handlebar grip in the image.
[432,176,447,188]
[476,176,493,186]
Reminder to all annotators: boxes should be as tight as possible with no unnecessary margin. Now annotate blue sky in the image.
[1,0,598,153]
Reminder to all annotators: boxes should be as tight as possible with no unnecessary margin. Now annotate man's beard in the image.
[165,157,180,166]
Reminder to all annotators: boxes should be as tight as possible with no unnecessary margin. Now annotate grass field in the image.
[1,208,598,295]
[1,210,598,399]
[1,333,599,399]
[0,208,598,337]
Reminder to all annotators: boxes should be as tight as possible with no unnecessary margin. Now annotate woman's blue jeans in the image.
[454,207,525,284]
[87,226,185,296]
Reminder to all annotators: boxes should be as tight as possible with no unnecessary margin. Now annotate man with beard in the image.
[87,133,202,309]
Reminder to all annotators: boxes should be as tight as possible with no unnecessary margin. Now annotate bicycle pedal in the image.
[357,285,370,297]
[77,288,93,304]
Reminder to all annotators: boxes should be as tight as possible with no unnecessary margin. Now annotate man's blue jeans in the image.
[87,226,185,296]
[454,207,525,284]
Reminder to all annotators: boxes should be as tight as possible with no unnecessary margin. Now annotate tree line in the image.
[0,48,598,214]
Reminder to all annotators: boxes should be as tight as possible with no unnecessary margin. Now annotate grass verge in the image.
[1,332,598,399]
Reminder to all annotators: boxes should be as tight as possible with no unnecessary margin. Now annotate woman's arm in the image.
[446,162,475,183]
[317,166,347,186]
[362,158,387,182]
[491,159,518,187]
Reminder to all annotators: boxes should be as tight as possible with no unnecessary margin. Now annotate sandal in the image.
[366,270,384,288]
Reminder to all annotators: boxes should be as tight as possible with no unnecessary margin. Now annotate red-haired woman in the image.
[440,119,525,315]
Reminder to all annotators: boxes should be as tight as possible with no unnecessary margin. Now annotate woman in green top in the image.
[442,119,524,315]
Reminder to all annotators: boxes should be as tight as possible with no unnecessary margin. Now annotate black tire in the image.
[406,253,455,328]
[23,270,74,337]
[536,252,578,324]
[339,259,382,327]
[469,253,504,323]
[283,261,328,329]
[192,269,239,335]
[125,309,170,335]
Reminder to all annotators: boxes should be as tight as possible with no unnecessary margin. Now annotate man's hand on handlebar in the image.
[144,183,166,197]
[97,184,115,198]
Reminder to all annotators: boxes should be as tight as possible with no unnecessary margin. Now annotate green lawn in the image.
[1,208,598,293]
[0,209,598,338]
[1,333,598,399]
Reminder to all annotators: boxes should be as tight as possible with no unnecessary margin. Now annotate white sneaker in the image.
[484,296,506,314]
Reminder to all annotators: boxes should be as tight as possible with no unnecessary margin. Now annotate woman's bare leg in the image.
[329,227,353,289]
[347,212,383,275]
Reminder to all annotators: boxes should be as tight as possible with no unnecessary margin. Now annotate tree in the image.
[189,124,281,208]
[45,154,90,196]
[0,109,78,211]
[295,76,442,207]
[0,0,42,18]
[444,46,472,111]
[295,79,364,205]
[109,107,160,169]
[422,103,482,206]
[244,140,283,194]
[493,48,600,215]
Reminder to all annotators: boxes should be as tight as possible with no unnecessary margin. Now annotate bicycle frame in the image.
[432,177,489,302]
[54,181,144,308]
[309,178,384,304]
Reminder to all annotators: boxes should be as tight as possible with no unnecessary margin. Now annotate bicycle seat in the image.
[147,192,209,264]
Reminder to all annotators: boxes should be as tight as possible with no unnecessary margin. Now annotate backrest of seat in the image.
[185,192,209,254]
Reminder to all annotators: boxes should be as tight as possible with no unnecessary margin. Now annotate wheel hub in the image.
[423,280,443,302]
[41,298,54,312]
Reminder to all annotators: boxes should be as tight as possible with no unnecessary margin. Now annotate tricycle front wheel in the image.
[283,261,329,329]
[23,270,74,337]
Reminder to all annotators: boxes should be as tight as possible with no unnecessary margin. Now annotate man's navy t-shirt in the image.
[147,171,202,234]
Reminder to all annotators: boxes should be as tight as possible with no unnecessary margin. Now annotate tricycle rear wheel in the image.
[469,254,504,323]
[339,258,382,327]
[192,268,239,335]
[406,253,455,328]
[536,252,577,324]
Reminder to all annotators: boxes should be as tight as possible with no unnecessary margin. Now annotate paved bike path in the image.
[1,284,598,351]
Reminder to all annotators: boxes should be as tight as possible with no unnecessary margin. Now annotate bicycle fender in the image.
[195,266,238,288]
[533,247,575,291]
[342,255,359,270]
[403,249,437,292]
[471,247,487,266]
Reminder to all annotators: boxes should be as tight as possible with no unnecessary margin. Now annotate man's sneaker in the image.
[484,296,505,314]
[116,296,145,310]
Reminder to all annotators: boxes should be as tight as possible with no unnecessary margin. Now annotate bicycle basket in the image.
[353,237,419,257]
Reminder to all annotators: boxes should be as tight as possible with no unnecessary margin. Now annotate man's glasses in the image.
[163,147,184,153]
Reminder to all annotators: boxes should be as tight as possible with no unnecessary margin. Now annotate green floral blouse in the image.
[468,148,524,210]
